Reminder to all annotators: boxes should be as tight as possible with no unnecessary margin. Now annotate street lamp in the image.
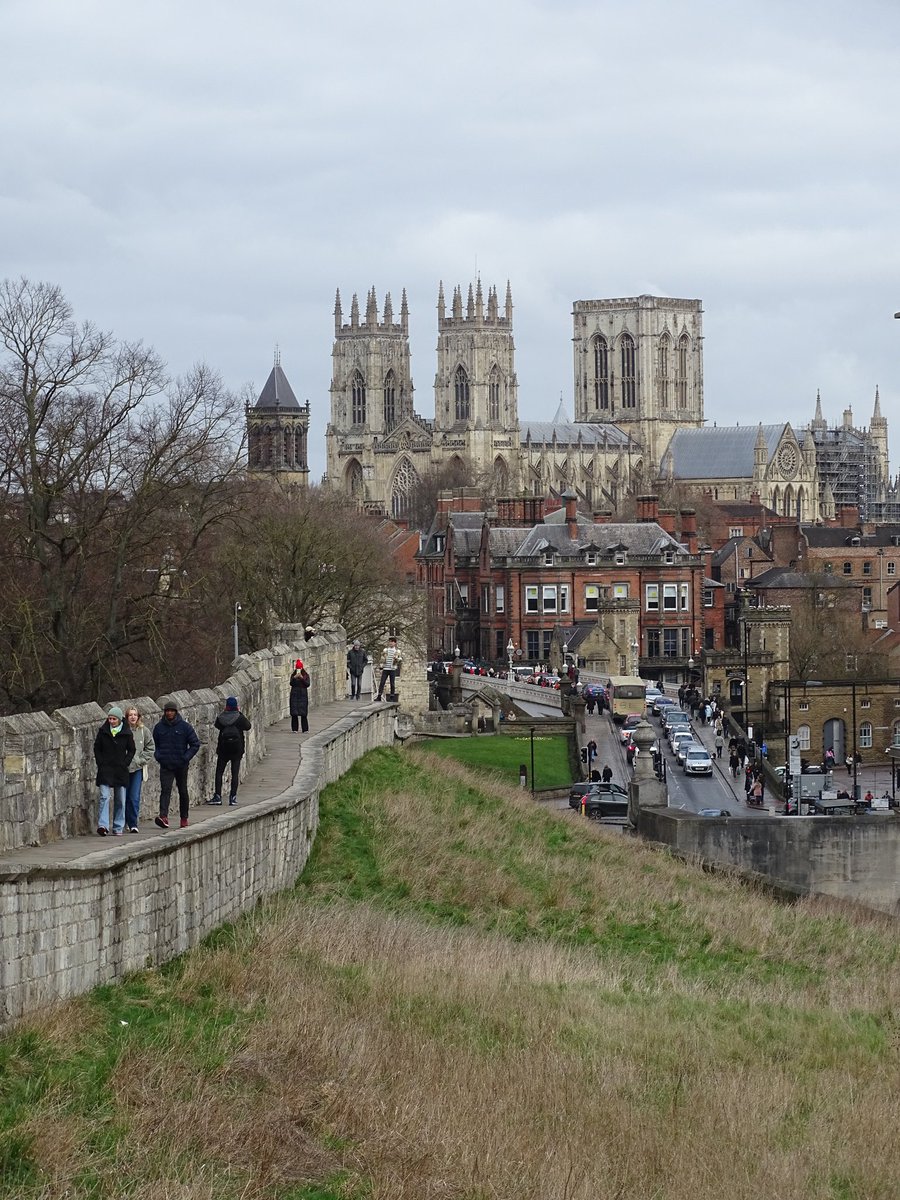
[507,638,515,677]
[233,602,242,661]
[630,638,639,678]
[454,644,461,661]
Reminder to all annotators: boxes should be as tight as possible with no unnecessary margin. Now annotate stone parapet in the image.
[0,631,347,853]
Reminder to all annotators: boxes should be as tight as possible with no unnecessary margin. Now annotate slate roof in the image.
[521,416,633,448]
[664,424,788,479]
[748,566,857,590]
[802,526,900,549]
[255,363,300,409]
[507,521,684,558]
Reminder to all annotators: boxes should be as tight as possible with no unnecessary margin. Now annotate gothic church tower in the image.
[326,287,435,516]
[572,295,704,468]
[432,279,520,493]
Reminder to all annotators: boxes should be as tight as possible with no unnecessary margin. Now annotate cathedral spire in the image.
[401,287,409,335]
[452,285,462,320]
[873,385,883,422]
[383,291,393,325]
[475,276,484,321]
[505,280,513,322]
[350,292,360,329]
[487,284,498,321]
[366,287,378,329]
[334,288,343,335]
[437,280,445,322]
[466,282,475,320]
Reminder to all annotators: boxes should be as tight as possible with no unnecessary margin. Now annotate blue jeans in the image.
[125,770,143,829]
[98,784,126,834]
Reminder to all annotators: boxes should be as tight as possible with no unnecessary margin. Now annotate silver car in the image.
[683,746,713,776]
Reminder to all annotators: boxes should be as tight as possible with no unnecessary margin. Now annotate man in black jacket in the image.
[207,696,252,807]
[153,699,201,829]
[347,640,367,700]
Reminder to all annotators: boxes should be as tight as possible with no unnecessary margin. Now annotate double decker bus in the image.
[603,676,646,723]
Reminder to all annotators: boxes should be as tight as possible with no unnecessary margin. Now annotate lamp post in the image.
[233,602,242,661]
[507,638,515,678]
[530,726,536,796]
[630,638,639,678]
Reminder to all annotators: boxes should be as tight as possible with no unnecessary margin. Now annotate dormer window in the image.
[615,551,626,566]
[544,549,554,566]
[586,551,597,566]
[434,535,445,554]
[663,550,675,565]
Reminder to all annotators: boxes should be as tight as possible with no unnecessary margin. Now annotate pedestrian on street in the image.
[714,731,724,759]
[290,659,311,732]
[587,739,598,764]
[94,706,136,836]
[585,692,596,716]
[601,763,613,783]
[207,696,252,807]
[153,700,200,829]
[729,751,739,777]
[347,639,367,700]
[375,636,403,702]
[123,705,155,832]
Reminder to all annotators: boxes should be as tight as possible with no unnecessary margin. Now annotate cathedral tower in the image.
[246,353,309,487]
[572,295,704,468]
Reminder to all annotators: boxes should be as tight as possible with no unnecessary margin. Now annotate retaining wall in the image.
[0,632,346,853]
[638,807,900,916]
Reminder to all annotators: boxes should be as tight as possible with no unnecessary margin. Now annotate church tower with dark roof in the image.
[246,352,310,487]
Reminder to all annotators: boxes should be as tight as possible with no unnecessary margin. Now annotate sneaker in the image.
[97,826,108,836]
[154,815,169,829]
[228,796,238,807]
[128,826,139,833]
[206,795,223,805]
[113,830,124,836]
[180,818,189,828]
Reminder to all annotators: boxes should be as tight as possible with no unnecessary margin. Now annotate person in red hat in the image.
[289,659,310,733]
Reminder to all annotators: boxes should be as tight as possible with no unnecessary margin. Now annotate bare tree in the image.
[0,279,247,711]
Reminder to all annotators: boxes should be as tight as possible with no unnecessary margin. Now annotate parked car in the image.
[667,722,692,747]
[582,782,630,819]
[699,808,730,818]
[663,710,690,734]
[683,747,713,776]
[620,713,643,742]
[653,695,676,716]
[569,781,628,812]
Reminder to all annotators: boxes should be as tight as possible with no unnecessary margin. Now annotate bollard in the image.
[581,795,587,817]
[519,765,527,789]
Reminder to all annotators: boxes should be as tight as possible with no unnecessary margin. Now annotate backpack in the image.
[218,722,242,754]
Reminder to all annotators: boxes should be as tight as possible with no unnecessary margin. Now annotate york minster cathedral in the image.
[246,282,894,524]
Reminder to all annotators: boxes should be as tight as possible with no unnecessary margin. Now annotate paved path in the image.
[0,694,374,871]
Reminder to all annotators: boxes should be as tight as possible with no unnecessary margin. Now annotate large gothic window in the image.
[676,334,689,409]
[620,334,636,409]
[658,335,670,407]
[454,366,470,421]
[249,429,261,467]
[383,370,396,429]
[351,369,367,425]
[489,365,501,423]
[391,457,420,519]
[294,427,305,467]
[283,427,292,466]
[593,336,609,410]
[345,458,364,499]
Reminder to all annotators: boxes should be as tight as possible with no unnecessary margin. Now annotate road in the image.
[577,699,776,819]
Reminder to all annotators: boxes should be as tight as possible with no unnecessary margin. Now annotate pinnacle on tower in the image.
[452,285,462,319]
[466,283,475,320]
[334,288,343,335]
[475,277,484,320]
[812,388,825,428]
[401,288,409,334]
[366,287,378,329]
[437,281,445,322]
[350,292,360,328]
[488,284,498,321]
[873,385,883,422]
[383,291,393,325]
[505,280,513,322]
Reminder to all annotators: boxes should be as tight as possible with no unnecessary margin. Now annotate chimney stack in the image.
[680,508,698,553]
[563,489,578,541]
[636,494,660,523]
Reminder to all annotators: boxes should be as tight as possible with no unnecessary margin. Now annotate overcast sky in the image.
[3,0,900,480]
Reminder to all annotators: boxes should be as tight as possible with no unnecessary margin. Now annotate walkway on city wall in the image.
[0,692,395,1029]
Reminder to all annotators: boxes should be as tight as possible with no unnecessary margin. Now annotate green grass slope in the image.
[1,746,898,1200]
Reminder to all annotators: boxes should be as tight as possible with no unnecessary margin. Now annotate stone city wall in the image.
[0,632,345,853]
[0,702,397,1027]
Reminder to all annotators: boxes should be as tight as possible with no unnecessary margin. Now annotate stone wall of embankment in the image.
[638,807,900,916]
[0,633,397,1027]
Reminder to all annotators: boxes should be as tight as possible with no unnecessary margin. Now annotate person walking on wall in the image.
[124,705,155,832]
[153,699,200,829]
[347,640,367,700]
[94,706,136,836]
[208,696,252,807]
[374,636,402,701]
[290,659,311,733]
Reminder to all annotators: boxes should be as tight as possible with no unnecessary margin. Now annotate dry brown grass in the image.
[4,747,900,1199]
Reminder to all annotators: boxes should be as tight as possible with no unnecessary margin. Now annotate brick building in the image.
[419,490,720,683]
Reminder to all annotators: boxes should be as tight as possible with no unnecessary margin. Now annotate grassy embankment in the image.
[1,745,899,1200]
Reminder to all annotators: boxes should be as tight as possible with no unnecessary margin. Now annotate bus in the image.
[604,676,647,723]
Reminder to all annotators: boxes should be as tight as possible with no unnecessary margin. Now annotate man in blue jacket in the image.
[153,699,201,829]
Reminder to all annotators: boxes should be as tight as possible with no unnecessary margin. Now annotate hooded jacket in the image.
[94,721,136,788]
[214,709,252,756]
